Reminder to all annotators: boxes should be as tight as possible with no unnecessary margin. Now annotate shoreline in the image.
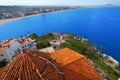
[0,6,116,25]
[0,8,77,25]
[0,14,43,25]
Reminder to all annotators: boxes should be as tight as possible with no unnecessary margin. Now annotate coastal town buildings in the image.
[0,37,36,62]
[0,38,21,62]
[0,6,74,20]
[0,33,119,79]
[17,37,36,50]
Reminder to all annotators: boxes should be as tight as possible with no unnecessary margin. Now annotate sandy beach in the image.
[0,12,53,24]
[0,18,20,24]
[0,9,76,25]
[0,14,41,25]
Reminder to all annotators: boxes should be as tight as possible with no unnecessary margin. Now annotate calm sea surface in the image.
[0,7,120,62]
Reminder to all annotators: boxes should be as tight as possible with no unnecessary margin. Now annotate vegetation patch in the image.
[30,32,120,80]
[0,61,7,68]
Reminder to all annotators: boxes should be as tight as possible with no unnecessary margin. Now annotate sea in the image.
[0,6,120,62]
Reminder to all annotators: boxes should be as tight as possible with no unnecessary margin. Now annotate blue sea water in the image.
[0,7,120,62]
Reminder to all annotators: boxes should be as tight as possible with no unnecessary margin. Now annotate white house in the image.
[0,47,10,62]
[50,40,61,50]
[0,37,36,62]
[0,41,22,62]
[18,37,36,50]
[8,41,22,56]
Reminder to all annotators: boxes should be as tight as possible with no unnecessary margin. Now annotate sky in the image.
[0,0,120,6]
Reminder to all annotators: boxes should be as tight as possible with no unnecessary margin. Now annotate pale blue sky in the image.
[0,0,120,6]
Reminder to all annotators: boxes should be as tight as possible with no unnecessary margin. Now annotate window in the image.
[53,40,56,42]
[3,59,6,61]
[53,46,57,49]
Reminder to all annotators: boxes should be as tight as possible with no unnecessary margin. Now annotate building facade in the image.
[0,37,36,62]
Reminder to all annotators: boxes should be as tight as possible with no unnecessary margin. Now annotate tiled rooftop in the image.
[50,48,84,67]
[19,38,33,45]
[0,47,8,54]
[0,38,15,47]
[50,48,102,80]
[19,39,28,44]
[0,48,102,80]
[0,50,64,80]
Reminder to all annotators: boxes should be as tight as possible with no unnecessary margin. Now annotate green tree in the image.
[29,33,38,39]
[36,39,50,49]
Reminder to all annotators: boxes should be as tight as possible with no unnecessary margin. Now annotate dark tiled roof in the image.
[0,50,64,80]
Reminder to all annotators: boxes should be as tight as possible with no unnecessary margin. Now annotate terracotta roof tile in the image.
[0,50,64,80]
[0,38,15,47]
[0,67,6,75]
[0,47,8,54]
[8,38,15,43]
[0,48,102,80]
[50,48,102,80]
[50,48,84,67]
[19,39,28,44]
[19,38,33,45]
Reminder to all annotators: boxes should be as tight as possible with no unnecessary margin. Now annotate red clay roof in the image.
[50,48,102,80]
[0,67,6,75]
[19,38,33,45]
[0,48,102,80]
[8,38,15,43]
[0,38,15,47]
[0,50,64,80]
[50,48,84,67]
[0,46,8,54]
[19,39,28,44]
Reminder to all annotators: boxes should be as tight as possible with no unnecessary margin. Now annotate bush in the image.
[29,33,38,39]
[115,67,120,71]
[0,61,7,68]
[36,39,50,49]
[39,33,56,40]
[61,38,120,80]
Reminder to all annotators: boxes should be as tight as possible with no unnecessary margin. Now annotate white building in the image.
[18,37,36,50]
[8,41,22,56]
[0,40,22,62]
[61,34,71,40]
[0,47,10,62]
[50,40,61,50]
[0,37,36,62]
